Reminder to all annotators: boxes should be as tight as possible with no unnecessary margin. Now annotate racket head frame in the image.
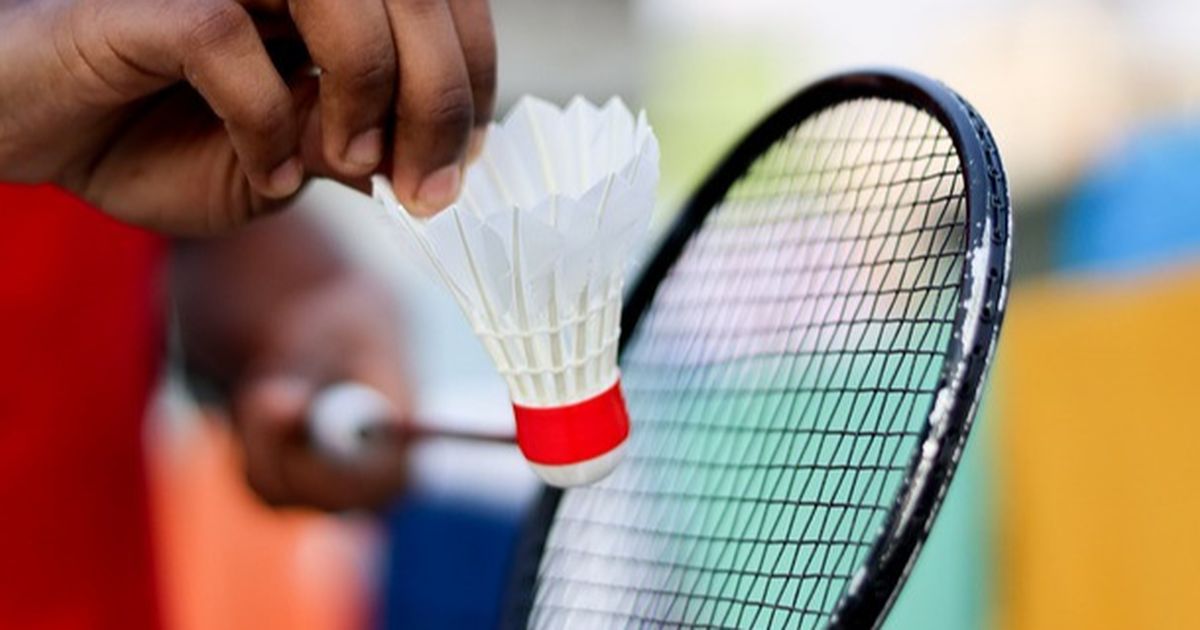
[502,67,1012,630]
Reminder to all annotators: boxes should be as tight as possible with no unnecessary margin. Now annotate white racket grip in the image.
[308,382,393,460]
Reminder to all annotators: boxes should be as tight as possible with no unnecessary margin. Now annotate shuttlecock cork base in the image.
[373,95,659,488]
[514,377,630,487]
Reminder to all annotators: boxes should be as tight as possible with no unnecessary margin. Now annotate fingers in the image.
[235,373,409,511]
[235,375,310,507]
[447,0,497,161]
[180,1,303,199]
[287,0,496,206]
[383,0,474,216]
[287,0,395,177]
[231,273,412,511]
[181,0,498,213]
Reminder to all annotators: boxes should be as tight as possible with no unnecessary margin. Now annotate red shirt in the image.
[0,184,165,629]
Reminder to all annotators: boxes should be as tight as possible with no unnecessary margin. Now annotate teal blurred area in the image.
[885,401,994,630]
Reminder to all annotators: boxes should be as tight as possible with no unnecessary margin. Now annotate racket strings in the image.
[700,99,945,624]
[718,103,956,627]
[529,97,967,629]
[537,99,936,624]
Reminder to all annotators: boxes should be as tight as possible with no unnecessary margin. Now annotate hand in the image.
[230,274,412,511]
[173,210,413,511]
[0,0,495,234]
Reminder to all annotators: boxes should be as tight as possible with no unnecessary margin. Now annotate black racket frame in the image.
[501,68,1012,630]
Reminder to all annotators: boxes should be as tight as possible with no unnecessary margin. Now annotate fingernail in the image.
[343,128,383,171]
[267,157,303,197]
[416,164,461,214]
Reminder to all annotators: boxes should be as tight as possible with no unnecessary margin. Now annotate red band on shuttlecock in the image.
[513,380,630,466]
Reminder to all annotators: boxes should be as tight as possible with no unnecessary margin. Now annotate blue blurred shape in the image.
[378,494,521,630]
[1060,121,1200,274]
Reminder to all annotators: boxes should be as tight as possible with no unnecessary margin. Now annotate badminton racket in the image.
[501,68,1011,630]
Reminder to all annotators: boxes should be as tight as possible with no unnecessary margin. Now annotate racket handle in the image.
[309,382,516,460]
[309,382,395,460]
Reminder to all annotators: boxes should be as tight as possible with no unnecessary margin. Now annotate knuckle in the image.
[186,2,252,51]
[338,52,394,97]
[401,0,443,18]
[413,82,473,132]
[229,95,292,136]
[252,97,293,132]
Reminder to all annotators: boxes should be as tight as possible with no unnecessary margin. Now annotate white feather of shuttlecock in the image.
[372,96,658,409]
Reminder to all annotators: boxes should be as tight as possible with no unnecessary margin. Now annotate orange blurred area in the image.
[999,267,1200,629]
[147,413,378,630]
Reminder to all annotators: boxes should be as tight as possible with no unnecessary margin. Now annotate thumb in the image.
[235,374,313,432]
[233,374,314,506]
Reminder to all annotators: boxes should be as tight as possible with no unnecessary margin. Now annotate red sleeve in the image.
[0,184,167,629]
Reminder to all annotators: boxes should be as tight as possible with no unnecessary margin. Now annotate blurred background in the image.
[148,0,1200,628]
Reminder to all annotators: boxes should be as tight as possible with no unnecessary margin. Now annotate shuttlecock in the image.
[372,96,659,487]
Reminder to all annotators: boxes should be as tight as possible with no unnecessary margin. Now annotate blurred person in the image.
[0,0,496,627]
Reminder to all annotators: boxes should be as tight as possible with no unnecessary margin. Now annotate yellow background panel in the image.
[998,268,1200,630]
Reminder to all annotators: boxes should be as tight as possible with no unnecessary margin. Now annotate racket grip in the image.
[308,382,394,460]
